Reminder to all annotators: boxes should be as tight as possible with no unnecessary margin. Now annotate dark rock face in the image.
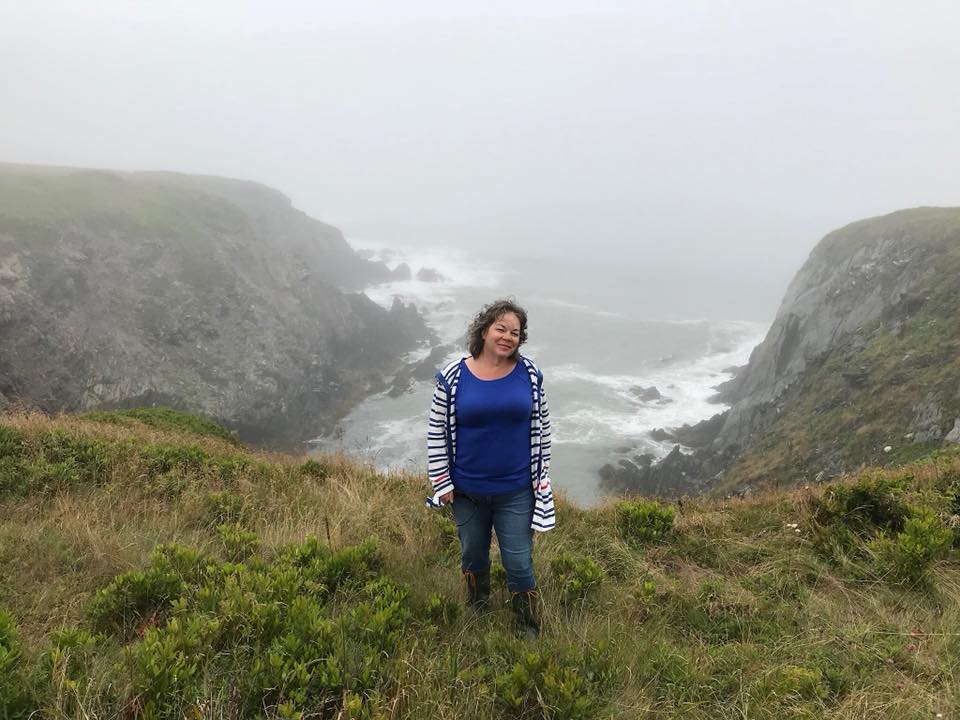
[600,444,736,497]
[618,207,960,497]
[714,208,960,452]
[670,412,727,449]
[388,344,455,397]
[0,164,431,445]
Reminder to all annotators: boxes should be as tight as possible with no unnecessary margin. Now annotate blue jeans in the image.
[452,486,536,593]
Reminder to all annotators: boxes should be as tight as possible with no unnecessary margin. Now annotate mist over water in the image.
[314,245,769,504]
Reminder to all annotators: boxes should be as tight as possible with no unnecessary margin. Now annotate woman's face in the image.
[481,312,521,360]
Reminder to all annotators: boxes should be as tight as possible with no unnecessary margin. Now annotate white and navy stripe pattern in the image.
[427,355,556,532]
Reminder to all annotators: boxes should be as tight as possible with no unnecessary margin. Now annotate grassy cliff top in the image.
[1,410,958,718]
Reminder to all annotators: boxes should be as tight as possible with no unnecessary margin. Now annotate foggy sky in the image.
[2,1,959,319]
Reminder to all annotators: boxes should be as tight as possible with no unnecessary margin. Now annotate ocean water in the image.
[312,244,769,505]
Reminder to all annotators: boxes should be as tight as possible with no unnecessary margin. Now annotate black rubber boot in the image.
[511,588,541,640]
[464,568,491,609]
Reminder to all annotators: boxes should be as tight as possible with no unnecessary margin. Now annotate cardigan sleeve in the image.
[427,379,454,499]
[538,382,552,484]
[531,377,556,531]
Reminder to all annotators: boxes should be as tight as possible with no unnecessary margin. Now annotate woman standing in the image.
[427,299,555,639]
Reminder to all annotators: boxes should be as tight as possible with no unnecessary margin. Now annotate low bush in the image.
[0,425,25,458]
[494,641,614,720]
[425,592,462,625]
[550,552,605,604]
[38,626,101,713]
[0,455,29,497]
[217,522,261,562]
[87,544,207,635]
[0,609,34,718]
[300,458,329,480]
[615,499,676,545]
[814,472,910,536]
[141,443,208,475]
[870,508,952,583]
[198,490,250,526]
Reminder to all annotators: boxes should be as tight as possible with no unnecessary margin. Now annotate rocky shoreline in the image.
[0,164,435,446]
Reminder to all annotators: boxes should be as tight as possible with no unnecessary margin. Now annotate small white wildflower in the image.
[883,445,893,453]
[785,523,799,529]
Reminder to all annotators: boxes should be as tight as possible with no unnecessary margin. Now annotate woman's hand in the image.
[440,490,454,505]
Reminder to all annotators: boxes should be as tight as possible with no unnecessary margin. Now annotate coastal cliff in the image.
[604,207,960,495]
[0,163,429,444]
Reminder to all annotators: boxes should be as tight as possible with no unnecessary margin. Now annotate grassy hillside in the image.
[721,228,960,492]
[1,410,959,718]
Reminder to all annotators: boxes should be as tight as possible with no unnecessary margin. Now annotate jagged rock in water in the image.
[649,428,672,442]
[391,263,412,281]
[631,385,662,402]
[416,267,445,282]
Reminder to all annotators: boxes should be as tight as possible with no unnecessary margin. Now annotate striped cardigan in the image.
[427,355,556,532]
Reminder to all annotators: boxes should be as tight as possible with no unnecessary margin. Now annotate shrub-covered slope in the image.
[1,409,959,718]
[0,163,428,444]
[717,207,960,491]
[605,208,960,498]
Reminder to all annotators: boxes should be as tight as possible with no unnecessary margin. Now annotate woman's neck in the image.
[476,350,516,369]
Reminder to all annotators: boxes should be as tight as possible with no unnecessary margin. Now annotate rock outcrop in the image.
[630,207,960,496]
[0,163,431,444]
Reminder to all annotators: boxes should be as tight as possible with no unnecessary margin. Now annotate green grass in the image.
[0,410,958,718]
[79,407,238,445]
[721,238,960,492]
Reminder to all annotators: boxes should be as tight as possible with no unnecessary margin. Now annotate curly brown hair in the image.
[466,299,528,359]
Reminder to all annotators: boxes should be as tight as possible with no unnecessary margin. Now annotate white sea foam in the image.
[314,242,771,503]
[551,320,767,450]
[351,240,504,346]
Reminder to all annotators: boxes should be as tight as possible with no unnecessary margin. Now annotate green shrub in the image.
[629,575,657,620]
[815,472,910,535]
[141,443,208,475]
[39,626,100,709]
[0,455,28,497]
[0,425,25,458]
[870,508,952,583]
[126,614,219,718]
[199,490,250,526]
[494,642,613,719]
[812,473,915,571]
[205,454,252,484]
[217,523,261,562]
[0,609,34,718]
[425,592,462,625]
[754,664,830,702]
[550,553,605,604]
[87,544,207,634]
[616,499,676,545]
[490,561,507,589]
[300,458,329,480]
[429,514,460,565]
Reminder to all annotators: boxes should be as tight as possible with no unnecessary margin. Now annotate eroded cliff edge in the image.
[0,163,429,444]
[603,207,960,496]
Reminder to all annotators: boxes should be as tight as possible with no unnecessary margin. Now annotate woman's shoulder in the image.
[518,355,544,380]
[436,357,467,385]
